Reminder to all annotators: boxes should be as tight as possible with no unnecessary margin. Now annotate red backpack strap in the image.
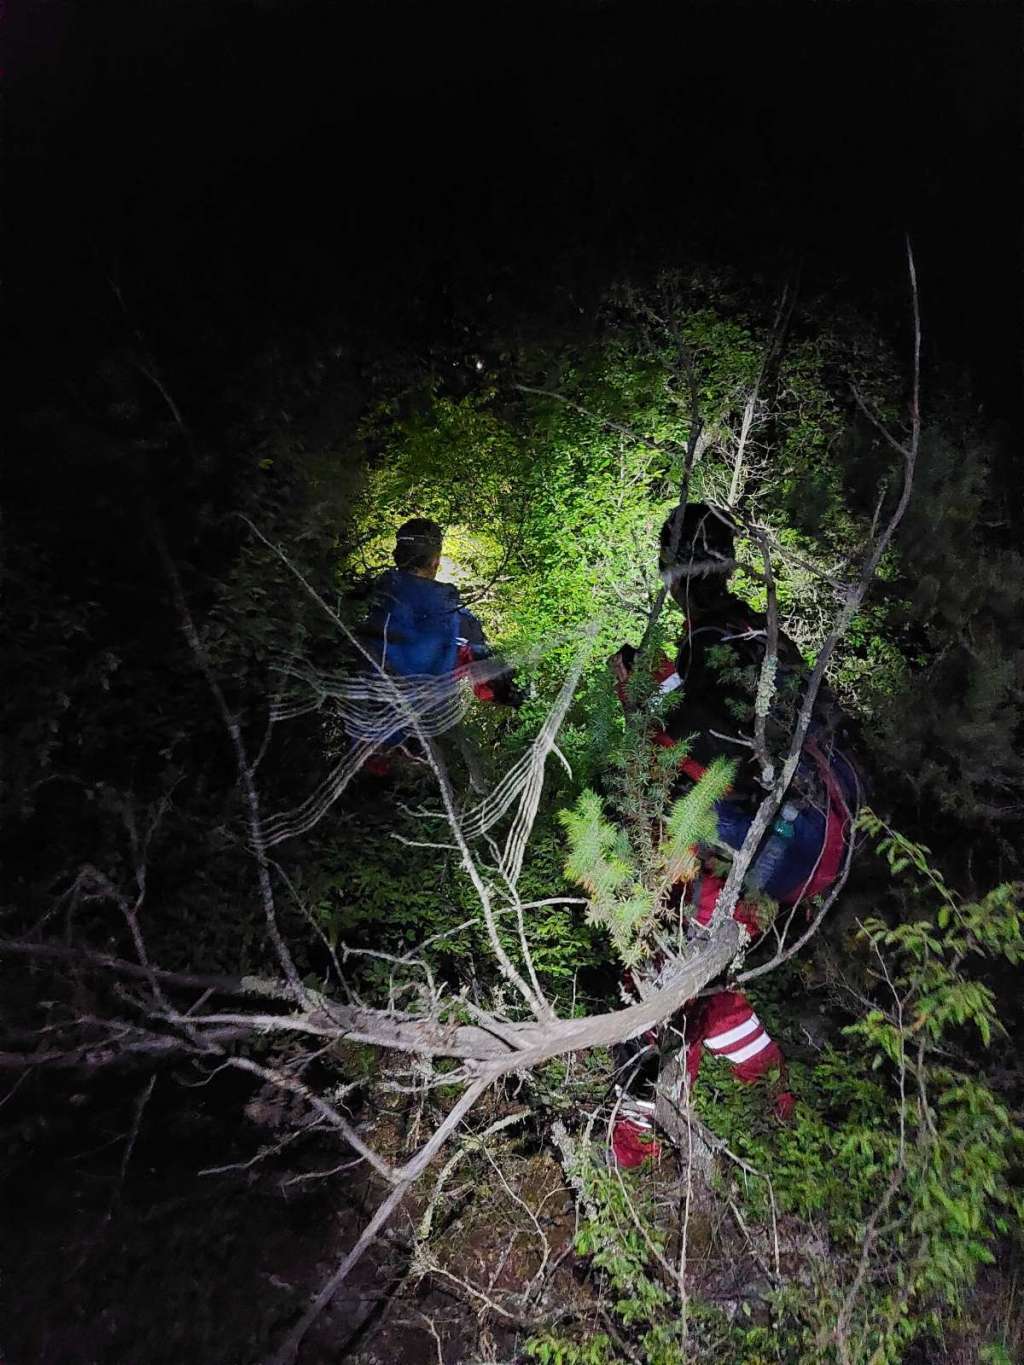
[782,738,853,905]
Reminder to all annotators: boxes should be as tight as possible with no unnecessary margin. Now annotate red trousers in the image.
[679,988,784,1086]
[678,871,785,1086]
[683,871,796,1126]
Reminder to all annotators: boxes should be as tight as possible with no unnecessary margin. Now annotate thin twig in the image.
[265,1078,489,1365]
[151,522,307,1004]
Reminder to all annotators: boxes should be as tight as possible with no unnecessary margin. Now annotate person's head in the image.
[394,517,443,577]
[659,502,736,611]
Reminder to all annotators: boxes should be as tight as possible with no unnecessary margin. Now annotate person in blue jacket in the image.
[358,519,521,778]
[362,518,520,694]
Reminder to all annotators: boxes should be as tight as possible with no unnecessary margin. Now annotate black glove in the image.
[493,671,527,709]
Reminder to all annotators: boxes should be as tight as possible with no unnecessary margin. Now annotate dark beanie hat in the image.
[659,502,736,582]
[394,518,443,570]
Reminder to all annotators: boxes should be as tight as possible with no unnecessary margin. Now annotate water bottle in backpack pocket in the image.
[746,801,799,894]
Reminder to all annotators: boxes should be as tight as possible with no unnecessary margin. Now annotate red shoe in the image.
[611,1098,663,1168]
[772,1090,796,1123]
[362,753,393,778]
[611,1118,663,1168]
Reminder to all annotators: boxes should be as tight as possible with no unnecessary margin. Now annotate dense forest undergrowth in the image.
[4,262,1024,1365]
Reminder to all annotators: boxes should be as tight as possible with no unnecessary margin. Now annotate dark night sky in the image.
[9,0,1021,424]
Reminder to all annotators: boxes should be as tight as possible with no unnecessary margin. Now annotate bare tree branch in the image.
[706,237,921,935]
[265,1077,490,1365]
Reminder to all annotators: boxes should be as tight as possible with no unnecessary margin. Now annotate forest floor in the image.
[1,1061,806,1365]
[3,1068,479,1365]
[5,1034,1022,1364]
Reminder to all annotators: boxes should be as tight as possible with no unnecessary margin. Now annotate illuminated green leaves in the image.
[558,757,735,963]
[662,755,736,882]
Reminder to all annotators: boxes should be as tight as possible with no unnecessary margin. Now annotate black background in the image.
[9,0,1020,426]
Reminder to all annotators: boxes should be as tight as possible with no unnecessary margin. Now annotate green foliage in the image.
[539,818,1024,1365]
[559,788,655,963]
[717,823,1024,1362]
[348,270,908,752]
[525,1332,615,1365]
[542,1140,683,1365]
[661,755,736,881]
[299,775,610,1005]
[559,756,736,965]
[866,425,1024,850]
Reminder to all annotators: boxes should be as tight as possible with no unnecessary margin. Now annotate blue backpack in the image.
[361,570,463,677]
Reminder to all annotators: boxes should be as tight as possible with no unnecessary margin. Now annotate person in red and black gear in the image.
[609,503,860,1166]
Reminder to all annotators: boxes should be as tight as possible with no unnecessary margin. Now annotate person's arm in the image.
[455,607,524,707]
[455,605,489,659]
[608,642,680,712]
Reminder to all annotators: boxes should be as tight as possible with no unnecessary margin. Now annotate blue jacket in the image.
[361,570,487,678]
